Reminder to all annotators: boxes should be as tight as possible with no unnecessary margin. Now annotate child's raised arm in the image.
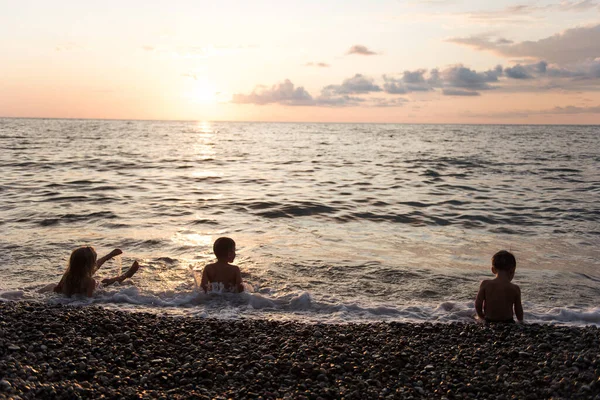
[100,261,141,286]
[475,281,486,320]
[95,249,123,273]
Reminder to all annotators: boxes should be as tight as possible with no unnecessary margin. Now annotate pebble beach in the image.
[1,302,599,399]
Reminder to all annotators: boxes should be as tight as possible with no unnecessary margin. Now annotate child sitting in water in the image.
[200,237,244,293]
[54,246,140,297]
[475,250,524,323]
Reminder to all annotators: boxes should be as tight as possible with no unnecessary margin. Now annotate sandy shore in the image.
[0,302,599,399]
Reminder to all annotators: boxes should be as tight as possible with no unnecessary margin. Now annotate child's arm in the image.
[101,261,140,286]
[514,286,524,322]
[235,266,244,293]
[200,266,209,293]
[95,249,123,273]
[54,274,66,293]
[86,278,96,298]
[475,281,486,320]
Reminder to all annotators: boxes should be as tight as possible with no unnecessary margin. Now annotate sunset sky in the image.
[1,0,599,123]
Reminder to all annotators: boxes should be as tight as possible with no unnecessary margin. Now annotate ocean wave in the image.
[1,120,599,328]
[3,286,599,327]
[36,211,118,226]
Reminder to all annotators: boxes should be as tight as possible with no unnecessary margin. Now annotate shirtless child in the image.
[200,237,244,293]
[475,250,524,323]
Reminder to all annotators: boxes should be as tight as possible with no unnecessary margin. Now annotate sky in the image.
[1,0,599,123]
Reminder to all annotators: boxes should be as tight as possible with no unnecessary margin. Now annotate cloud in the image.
[448,24,600,64]
[346,45,378,56]
[382,77,408,94]
[383,70,434,94]
[463,59,600,93]
[457,2,599,24]
[370,98,409,107]
[558,0,600,11]
[447,34,513,51]
[442,89,481,96]
[472,104,600,118]
[504,64,534,79]
[543,104,600,114]
[427,60,600,94]
[231,58,600,109]
[501,59,600,81]
[322,74,382,95]
[305,62,330,68]
[383,65,504,95]
[462,4,548,23]
[231,79,369,107]
[316,95,365,107]
[396,1,599,27]
[440,65,503,90]
[231,79,314,106]
[534,61,548,73]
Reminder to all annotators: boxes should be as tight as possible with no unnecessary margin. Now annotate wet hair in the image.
[63,246,97,297]
[213,237,235,260]
[492,250,516,271]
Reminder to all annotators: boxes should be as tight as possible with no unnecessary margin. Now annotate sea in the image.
[1,118,599,326]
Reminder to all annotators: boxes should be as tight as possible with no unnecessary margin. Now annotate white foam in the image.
[246,293,277,309]
[289,292,312,310]
[0,290,26,301]
[4,284,600,327]
[527,306,600,325]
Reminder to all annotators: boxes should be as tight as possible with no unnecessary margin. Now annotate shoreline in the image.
[1,302,599,399]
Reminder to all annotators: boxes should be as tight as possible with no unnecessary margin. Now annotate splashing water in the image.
[189,265,201,291]
[115,254,122,278]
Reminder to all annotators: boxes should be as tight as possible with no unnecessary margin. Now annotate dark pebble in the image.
[0,302,599,399]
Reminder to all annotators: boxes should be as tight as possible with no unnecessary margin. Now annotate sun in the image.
[183,77,218,104]
[192,79,218,104]
[183,76,232,105]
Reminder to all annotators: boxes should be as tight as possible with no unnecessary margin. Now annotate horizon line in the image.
[1,115,599,127]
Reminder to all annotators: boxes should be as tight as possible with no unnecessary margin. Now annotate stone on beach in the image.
[0,302,599,398]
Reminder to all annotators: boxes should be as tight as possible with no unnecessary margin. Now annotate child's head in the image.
[213,237,236,262]
[63,246,97,296]
[69,246,97,270]
[492,250,516,277]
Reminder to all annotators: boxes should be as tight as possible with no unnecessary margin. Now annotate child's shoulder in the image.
[479,279,494,287]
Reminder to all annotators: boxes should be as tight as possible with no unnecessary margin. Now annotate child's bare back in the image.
[476,278,522,322]
[200,237,244,293]
[201,261,243,293]
[475,250,523,323]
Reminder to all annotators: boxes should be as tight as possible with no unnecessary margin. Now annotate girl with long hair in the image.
[54,246,140,297]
